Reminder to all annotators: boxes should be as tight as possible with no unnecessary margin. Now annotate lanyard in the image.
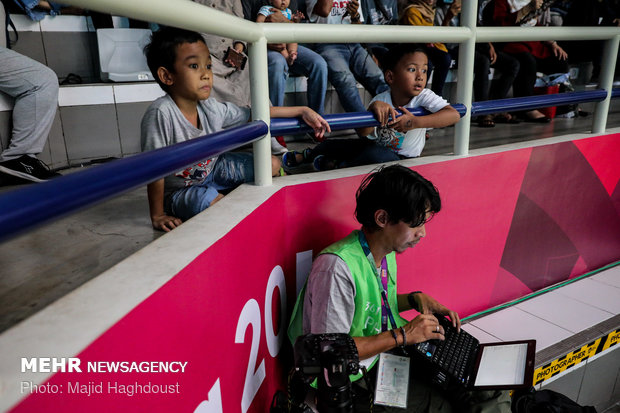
[358,231,398,332]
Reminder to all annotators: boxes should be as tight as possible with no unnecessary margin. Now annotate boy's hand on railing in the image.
[301,108,331,141]
[369,101,398,127]
[151,214,183,232]
[391,106,420,133]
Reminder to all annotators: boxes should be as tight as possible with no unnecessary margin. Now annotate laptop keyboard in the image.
[413,318,480,385]
[432,324,478,382]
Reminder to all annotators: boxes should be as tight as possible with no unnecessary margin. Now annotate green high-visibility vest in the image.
[288,230,408,381]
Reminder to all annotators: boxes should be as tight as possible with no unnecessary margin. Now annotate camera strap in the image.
[358,231,398,333]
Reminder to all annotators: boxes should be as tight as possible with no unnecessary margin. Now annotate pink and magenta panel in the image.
[13,133,620,412]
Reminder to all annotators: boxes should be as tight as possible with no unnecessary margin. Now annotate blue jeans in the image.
[313,43,388,113]
[169,152,254,221]
[268,46,328,114]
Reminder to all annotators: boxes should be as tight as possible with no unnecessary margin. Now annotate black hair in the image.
[379,43,428,72]
[355,164,441,231]
[144,27,206,91]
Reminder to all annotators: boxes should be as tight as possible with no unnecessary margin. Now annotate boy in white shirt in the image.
[359,44,460,158]
[283,44,460,171]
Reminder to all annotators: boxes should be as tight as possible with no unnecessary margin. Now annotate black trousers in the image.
[509,52,569,98]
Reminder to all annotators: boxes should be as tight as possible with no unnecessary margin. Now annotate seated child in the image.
[142,27,329,231]
[256,0,304,66]
[283,44,459,171]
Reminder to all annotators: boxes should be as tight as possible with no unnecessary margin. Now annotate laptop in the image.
[406,315,536,391]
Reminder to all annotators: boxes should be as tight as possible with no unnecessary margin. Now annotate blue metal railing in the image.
[0,89,618,243]
[470,89,609,116]
[270,105,468,135]
[0,121,268,243]
[270,89,614,135]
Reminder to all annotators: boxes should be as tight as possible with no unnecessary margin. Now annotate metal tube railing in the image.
[0,122,268,243]
[454,0,477,156]
[269,90,614,135]
[593,36,620,134]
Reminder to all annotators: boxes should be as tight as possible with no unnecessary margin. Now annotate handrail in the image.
[271,105,468,135]
[0,121,268,243]
[470,89,610,116]
[270,90,614,135]
[56,0,620,44]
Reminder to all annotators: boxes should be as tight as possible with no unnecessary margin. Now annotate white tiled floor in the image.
[515,289,614,333]
[461,323,501,343]
[468,306,574,351]
[592,265,620,289]
[467,268,620,352]
[558,278,620,314]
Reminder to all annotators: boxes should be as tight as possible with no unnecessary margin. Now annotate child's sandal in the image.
[282,148,312,168]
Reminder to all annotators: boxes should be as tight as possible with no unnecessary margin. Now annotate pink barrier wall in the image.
[12,133,620,412]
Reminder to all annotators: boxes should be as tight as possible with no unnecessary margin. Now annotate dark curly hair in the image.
[355,164,441,231]
[144,27,206,91]
[379,43,428,72]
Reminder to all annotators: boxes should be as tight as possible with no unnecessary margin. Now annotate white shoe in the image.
[271,137,287,155]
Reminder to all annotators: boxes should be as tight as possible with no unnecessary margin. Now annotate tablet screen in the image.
[474,342,529,386]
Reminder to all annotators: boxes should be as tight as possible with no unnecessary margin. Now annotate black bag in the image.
[512,388,597,413]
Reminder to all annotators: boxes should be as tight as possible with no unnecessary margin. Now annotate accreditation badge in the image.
[374,352,410,408]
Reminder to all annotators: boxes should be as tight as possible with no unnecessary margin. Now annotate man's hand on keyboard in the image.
[414,292,462,332]
[403,314,446,344]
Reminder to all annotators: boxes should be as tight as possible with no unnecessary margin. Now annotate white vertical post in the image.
[248,36,272,186]
[592,35,619,135]
[453,0,477,156]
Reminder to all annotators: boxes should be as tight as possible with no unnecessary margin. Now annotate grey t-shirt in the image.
[141,94,250,197]
[302,253,357,335]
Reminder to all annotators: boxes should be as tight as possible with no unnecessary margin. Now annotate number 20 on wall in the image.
[194,265,287,413]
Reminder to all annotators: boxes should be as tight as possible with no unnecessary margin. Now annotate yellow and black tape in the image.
[533,328,619,386]
[602,328,620,352]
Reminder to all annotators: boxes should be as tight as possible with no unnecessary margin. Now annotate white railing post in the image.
[249,36,272,186]
[454,0,476,156]
[592,34,620,134]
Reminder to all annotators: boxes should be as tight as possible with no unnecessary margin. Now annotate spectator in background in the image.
[191,0,251,107]
[256,0,304,66]
[436,0,521,127]
[398,0,453,98]
[305,0,389,113]
[194,0,295,154]
[492,0,569,122]
[360,0,398,62]
[0,46,61,184]
[245,0,328,153]
[560,0,620,84]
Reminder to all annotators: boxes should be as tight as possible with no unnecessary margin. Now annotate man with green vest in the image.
[288,164,510,412]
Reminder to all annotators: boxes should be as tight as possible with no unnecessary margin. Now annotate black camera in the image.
[292,333,360,413]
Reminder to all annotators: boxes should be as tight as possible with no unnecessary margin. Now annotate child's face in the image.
[270,0,290,10]
[386,51,428,98]
[161,41,213,103]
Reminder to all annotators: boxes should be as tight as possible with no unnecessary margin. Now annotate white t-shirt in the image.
[367,89,448,158]
[305,0,364,24]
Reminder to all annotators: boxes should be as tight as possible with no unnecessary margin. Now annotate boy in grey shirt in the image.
[142,28,329,231]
